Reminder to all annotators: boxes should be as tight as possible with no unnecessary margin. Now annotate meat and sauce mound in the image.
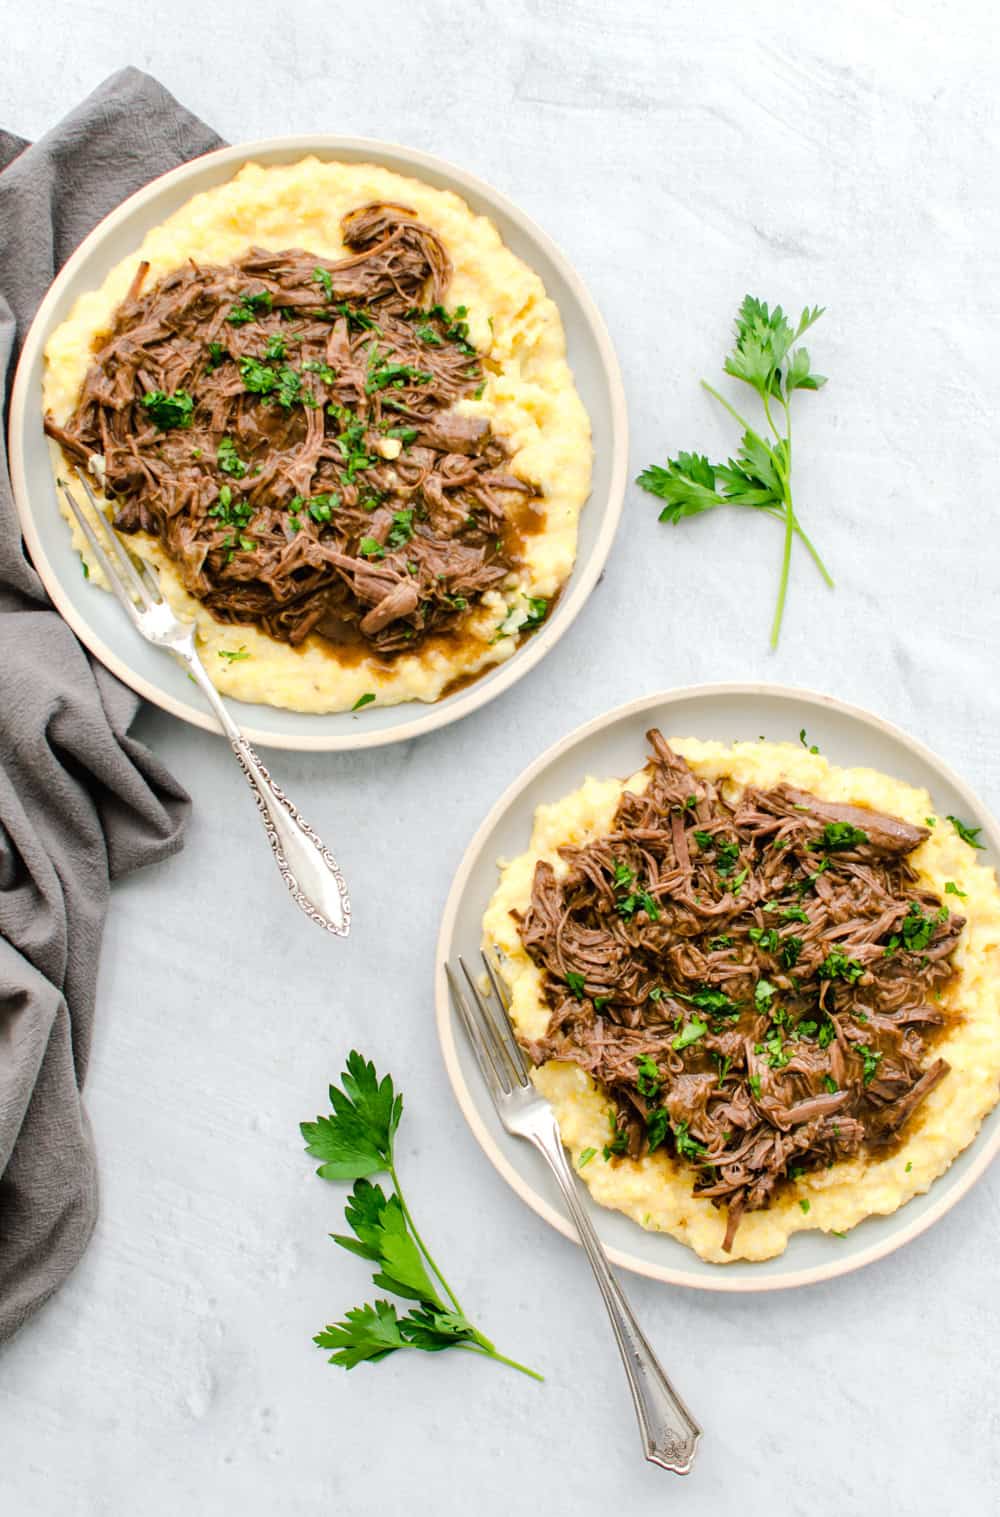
[513,732,961,1251]
[483,732,1000,1262]
[46,203,541,657]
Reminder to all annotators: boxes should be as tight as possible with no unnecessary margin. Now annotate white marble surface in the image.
[4,3,1000,1511]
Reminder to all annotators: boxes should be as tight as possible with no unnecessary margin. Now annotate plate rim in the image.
[9,133,627,751]
[435,680,1000,1291]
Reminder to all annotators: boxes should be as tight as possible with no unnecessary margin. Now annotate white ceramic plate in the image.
[9,136,626,751]
[435,684,1000,1290]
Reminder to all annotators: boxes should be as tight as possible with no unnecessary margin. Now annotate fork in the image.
[61,472,351,937]
[447,952,702,1476]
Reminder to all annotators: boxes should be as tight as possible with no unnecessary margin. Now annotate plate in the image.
[435,683,1000,1290]
[9,136,626,751]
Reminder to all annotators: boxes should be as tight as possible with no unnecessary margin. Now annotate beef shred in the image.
[514,730,962,1250]
[46,203,542,654]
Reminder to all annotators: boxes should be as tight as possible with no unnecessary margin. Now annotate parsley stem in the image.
[389,1162,463,1314]
[700,380,756,438]
[770,399,796,649]
[455,1341,545,1381]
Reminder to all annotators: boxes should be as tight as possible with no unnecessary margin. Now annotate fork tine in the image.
[71,470,154,609]
[480,950,530,1083]
[60,481,142,628]
[446,962,509,1101]
[459,955,524,1091]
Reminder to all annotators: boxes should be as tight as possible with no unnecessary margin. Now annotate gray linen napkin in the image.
[0,68,221,1343]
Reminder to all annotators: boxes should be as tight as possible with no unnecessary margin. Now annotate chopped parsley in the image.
[206,341,227,369]
[565,971,586,1001]
[799,1198,811,1214]
[672,1017,708,1051]
[577,1147,597,1170]
[309,494,339,524]
[207,484,253,530]
[671,1120,706,1163]
[646,1108,670,1152]
[226,289,274,325]
[780,935,803,969]
[218,646,250,663]
[365,345,433,394]
[748,1073,762,1098]
[352,693,376,711]
[947,814,985,850]
[387,508,415,549]
[358,536,385,560]
[217,436,247,478]
[313,266,334,301]
[799,728,820,754]
[754,978,776,1013]
[856,1044,882,1085]
[523,597,549,631]
[945,881,967,899]
[817,947,864,984]
[817,1016,836,1049]
[900,901,947,953]
[812,821,868,851]
[140,388,194,431]
[635,1055,661,1099]
[822,1074,839,1094]
[748,926,779,952]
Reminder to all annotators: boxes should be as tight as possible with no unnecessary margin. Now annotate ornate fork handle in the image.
[184,648,351,937]
[530,1114,701,1474]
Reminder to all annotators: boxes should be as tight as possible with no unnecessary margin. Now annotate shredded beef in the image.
[514,730,963,1249]
[46,203,544,655]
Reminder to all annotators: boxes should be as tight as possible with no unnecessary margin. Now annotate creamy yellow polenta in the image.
[482,739,1000,1262]
[43,157,592,713]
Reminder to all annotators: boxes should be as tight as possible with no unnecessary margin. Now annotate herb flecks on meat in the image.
[46,203,544,656]
[514,731,963,1251]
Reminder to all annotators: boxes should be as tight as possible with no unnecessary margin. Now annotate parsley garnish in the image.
[637,298,832,646]
[947,814,985,850]
[365,345,432,395]
[945,881,967,900]
[141,389,194,431]
[748,926,779,952]
[799,728,820,754]
[217,436,247,478]
[822,1074,839,1094]
[672,1120,706,1162]
[207,484,253,530]
[565,971,586,1000]
[900,901,946,953]
[226,289,274,326]
[218,646,250,663]
[303,1053,539,1378]
[313,266,334,301]
[523,597,548,631]
[635,1055,661,1099]
[358,536,385,560]
[578,1147,597,1170]
[812,821,868,851]
[352,693,376,711]
[748,1073,762,1098]
[387,508,415,549]
[799,1198,811,1214]
[818,947,864,984]
[856,1044,882,1085]
[672,1017,708,1051]
[206,341,227,369]
[754,978,776,1013]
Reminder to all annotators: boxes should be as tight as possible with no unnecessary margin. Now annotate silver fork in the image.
[447,952,702,1476]
[61,472,350,937]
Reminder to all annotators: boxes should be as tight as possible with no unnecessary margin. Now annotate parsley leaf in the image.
[565,971,586,1000]
[226,289,274,326]
[637,296,832,646]
[217,436,247,478]
[818,947,864,984]
[352,692,376,711]
[141,389,194,431]
[947,814,985,850]
[672,1017,708,1051]
[313,266,334,301]
[304,1055,540,1380]
[812,821,868,851]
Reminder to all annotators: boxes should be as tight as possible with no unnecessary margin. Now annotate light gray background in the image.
[3,3,999,1512]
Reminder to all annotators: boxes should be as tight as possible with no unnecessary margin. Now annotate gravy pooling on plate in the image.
[483,735,1000,1263]
[42,158,592,713]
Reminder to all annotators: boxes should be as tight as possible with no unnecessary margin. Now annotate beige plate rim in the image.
[8,134,627,751]
[435,682,1000,1291]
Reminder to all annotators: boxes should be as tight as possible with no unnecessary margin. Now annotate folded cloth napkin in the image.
[0,68,221,1343]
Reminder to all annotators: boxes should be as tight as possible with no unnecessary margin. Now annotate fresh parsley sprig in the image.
[302,1053,541,1379]
[637,296,834,647]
